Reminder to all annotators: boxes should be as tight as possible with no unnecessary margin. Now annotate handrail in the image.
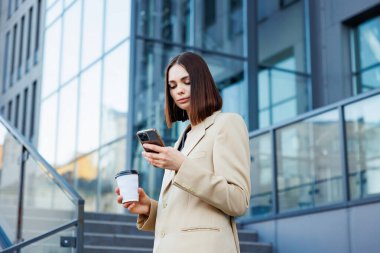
[0,115,84,206]
[0,220,77,253]
[249,87,380,138]
[0,226,12,249]
[0,114,84,252]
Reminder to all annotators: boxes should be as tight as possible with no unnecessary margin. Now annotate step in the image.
[238,230,258,242]
[84,233,154,248]
[85,212,137,223]
[240,241,272,253]
[84,220,153,237]
[84,245,152,253]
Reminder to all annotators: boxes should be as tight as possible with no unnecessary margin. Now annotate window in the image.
[10,24,18,86]
[8,0,12,19]
[30,81,37,140]
[26,7,33,72]
[18,15,25,79]
[34,0,41,64]
[2,32,10,93]
[257,0,311,128]
[351,15,380,94]
[15,94,20,128]
[7,100,12,122]
[22,88,28,135]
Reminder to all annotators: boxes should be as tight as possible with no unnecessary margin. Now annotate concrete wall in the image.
[246,202,380,253]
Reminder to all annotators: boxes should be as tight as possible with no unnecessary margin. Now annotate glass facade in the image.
[34,0,380,219]
[257,0,311,127]
[39,0,130,212]
[351,15,380,94]
[345,94,380,199]
[276,110,343,211]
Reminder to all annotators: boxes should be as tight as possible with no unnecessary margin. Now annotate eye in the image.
[185,82,191,85]
[169,84,176,89]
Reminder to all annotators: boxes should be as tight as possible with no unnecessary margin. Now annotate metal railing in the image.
[0,115,84,252]
[241,87,380,224]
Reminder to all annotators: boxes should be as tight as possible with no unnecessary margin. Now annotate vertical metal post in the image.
[76,200,84,253]
[126,0,137,171]
[245,0,259,131]
[271,129,279,214]
[339,106,350,202]
[16,147,28,251]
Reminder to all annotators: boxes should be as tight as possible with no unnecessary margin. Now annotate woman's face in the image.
[168,64,191,112]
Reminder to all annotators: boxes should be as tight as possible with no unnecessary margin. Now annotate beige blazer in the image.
[137,111,251,253]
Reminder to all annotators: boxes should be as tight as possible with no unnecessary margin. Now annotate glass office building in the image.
[36,0,380,218]
[2,1,380,251]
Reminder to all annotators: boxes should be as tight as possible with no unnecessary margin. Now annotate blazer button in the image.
[160,232,166,238]
[163,203,168,208]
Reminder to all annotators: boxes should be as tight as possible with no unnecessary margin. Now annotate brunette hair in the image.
[164,52,222,128]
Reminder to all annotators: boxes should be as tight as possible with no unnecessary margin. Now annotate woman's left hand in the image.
[142,144,186,171]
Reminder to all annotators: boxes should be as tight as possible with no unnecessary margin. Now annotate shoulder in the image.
[213,112,248,134]
[215,112,246,126]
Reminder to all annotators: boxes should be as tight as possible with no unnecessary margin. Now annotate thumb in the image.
[138,188,146,197]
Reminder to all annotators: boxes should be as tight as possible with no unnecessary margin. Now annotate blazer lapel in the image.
[161,124,191,194]
[182,110,221,156]
[161,111,221,194]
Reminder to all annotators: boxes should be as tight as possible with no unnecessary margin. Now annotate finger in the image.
[143,151,161,160]
[115,187,120,195]
[127,203,136,211]
[143,144,165,153]
[117,196,123,204]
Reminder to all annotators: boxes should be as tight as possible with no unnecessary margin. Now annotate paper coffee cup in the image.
[115,170,139,203]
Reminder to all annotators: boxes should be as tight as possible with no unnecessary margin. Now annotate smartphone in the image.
[136,128,165,153]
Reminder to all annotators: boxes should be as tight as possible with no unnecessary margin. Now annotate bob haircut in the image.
[164,52,223,128]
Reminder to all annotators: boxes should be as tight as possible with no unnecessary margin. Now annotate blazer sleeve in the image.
[173,114,251,217]
[136,198,158,231]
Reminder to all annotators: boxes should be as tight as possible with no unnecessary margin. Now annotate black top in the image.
[178,126,191,151]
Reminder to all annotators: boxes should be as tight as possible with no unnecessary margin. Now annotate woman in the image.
[116,52,251,253]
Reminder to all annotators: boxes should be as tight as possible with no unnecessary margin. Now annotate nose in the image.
[176,85,185,95]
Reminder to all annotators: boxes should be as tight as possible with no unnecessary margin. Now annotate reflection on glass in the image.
[41,19,61,98]
[356,16,380,70]
[258,0,310,128]
[81,0,104,68]
[102,41,129,144]
[76,151,98,212]
[202,52,247,122]
[61,1,81,84]
[22,155,76,242]
[38,95,58,165]
[276,110,343,212]
[258,64,309,128]
[78,63,101,154]
[20,226,76,253]
[345,95,380,199]
[258,1,308,73]
[0,126,22,242]
[137,0,191,45]
[99,139,126,213]
[105,0,131,51]
[45,0,62,26]
[56,79,78,167]
[249,133,273,217]
[352,15,380,94]
[195,0,244,56]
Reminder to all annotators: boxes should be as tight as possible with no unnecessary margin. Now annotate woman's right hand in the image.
[115,187,151,216]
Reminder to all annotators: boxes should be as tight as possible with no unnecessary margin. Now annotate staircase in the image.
[84,212,272,253]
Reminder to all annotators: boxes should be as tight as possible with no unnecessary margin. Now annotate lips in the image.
[177,97,190,104]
